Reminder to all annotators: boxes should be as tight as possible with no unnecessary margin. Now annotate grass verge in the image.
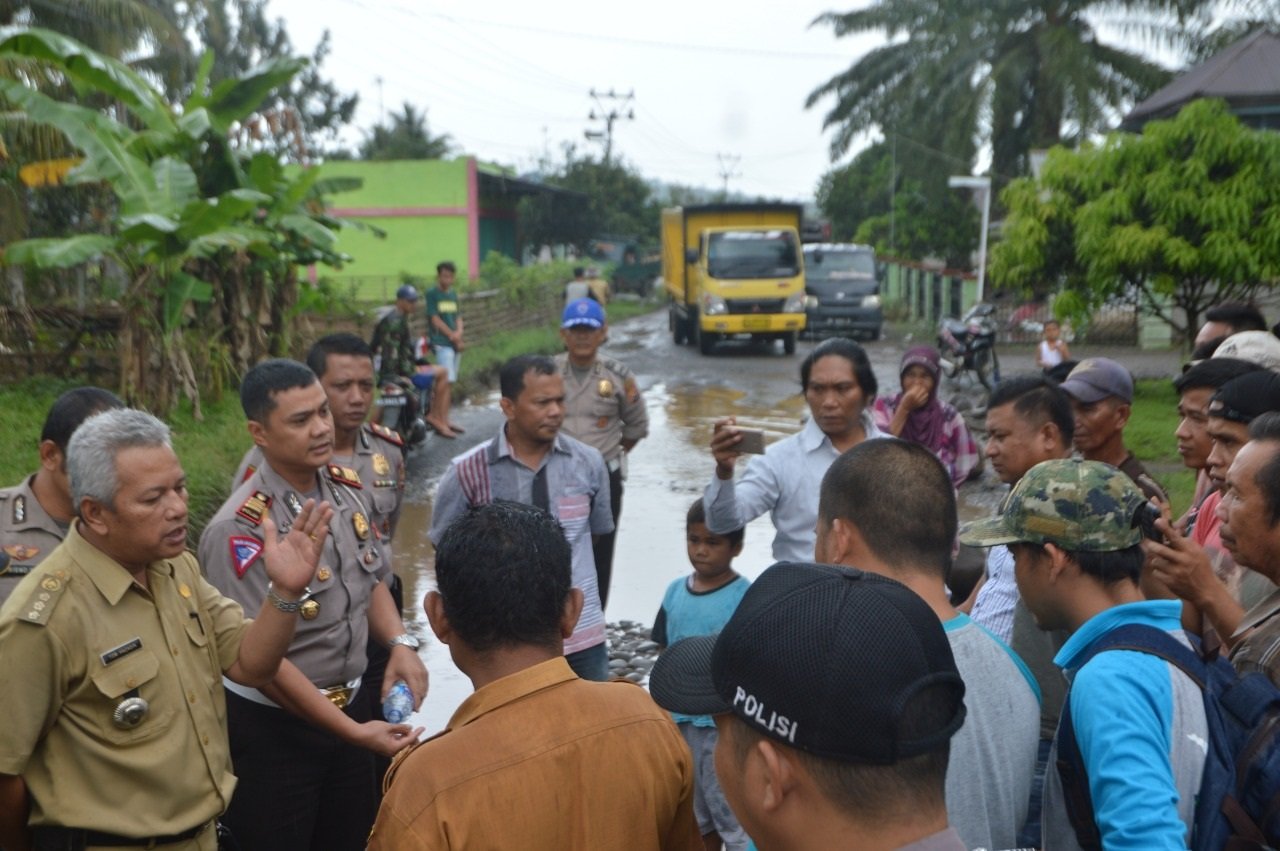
[1124,378,1195,514]
[453,298,660,398]
[0,380,248,542]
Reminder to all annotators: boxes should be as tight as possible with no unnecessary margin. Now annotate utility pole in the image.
[889,130,896,256]
[375,76,385,124]
[716,153,742,197]
[584,88,634,165]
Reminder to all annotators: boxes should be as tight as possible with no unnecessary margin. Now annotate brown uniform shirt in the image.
[0,524,248,839]
[199,460,387,687]
[232,423,406,543]
[554,353,648,469]
[1230,585,1280,685]
[0,475,68,605]
[368,657,700,850]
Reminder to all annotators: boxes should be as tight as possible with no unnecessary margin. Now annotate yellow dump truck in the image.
[662,204,807,355]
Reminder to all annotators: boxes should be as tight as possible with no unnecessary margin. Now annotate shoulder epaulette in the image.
[240,465,257,484]
[367,422,405,448]
[328,464,364,489]
[235,491,272,526]
[16,570,70,626]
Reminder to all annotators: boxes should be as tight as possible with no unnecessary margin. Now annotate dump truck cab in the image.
[663,204,806,355]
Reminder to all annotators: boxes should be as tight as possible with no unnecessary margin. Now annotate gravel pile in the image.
[607,620,660,684]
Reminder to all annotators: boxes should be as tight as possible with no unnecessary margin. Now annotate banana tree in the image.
[0,27,360,413]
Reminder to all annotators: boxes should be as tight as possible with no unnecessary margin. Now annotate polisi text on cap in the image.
[734,686,798,743]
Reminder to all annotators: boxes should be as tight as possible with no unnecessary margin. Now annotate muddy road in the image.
[396,308,1015,730]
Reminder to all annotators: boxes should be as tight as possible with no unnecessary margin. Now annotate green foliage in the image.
[358,102,452,161]
[816,140,979,265]
[991,100,1280,343]
[519,150,659,249]
[477,251,576,306]
[164,0,358,160]
[0,28,362,411]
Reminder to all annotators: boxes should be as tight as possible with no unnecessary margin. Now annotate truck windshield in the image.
[806,249,875,280]
[706,231,800,279]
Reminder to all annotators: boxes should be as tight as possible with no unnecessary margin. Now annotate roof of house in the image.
[1122,29,1280,131]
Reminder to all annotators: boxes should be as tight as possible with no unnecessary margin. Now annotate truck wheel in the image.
[783,332,797,355]
[698,326,716,355]
[671,308,687,345]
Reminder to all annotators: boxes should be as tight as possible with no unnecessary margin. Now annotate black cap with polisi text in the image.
[648,562,966,765]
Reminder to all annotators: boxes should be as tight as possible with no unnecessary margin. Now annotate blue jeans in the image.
[566,643,608,682]
[1017,736,1054,848]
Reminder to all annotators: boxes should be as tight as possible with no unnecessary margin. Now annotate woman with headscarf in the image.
[873,345,980,487]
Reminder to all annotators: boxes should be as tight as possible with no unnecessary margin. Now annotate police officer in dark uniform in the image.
[199,359,428,851]
[0,387,122,606]
[554,298,649,609]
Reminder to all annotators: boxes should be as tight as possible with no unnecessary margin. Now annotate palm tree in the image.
[806,0,1211,179]
[359,103,453,161]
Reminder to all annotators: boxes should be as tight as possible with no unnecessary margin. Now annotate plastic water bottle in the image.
[382,680,414,724]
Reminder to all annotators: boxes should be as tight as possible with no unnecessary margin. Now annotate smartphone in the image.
[736,428,766,455]
[1135,502,1163,541]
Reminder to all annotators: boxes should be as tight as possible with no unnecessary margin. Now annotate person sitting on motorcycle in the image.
[872,345,980,487]
[371,284,458,439]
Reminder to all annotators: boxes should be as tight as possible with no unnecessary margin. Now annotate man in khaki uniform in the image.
[233,334,407,545]
[199,358,428,851]
[231,335,410,787]
[0,409,346,851]
[0,387,122,605]
[555,298,648,609]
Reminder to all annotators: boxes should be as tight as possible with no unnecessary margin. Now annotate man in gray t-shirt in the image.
[816,438,1039,851]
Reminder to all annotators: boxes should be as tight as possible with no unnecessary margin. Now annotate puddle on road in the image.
[394,378,1005,732]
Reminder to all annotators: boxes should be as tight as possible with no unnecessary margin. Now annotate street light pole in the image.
[947,175,991,303]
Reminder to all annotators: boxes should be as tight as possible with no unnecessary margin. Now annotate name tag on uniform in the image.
[101,637,143,666]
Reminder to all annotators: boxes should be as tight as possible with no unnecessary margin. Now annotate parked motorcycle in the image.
[937,302,1000,391]
[374,369,434,446]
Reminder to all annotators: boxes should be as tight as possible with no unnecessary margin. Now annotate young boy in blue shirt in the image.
[652,500,751,851]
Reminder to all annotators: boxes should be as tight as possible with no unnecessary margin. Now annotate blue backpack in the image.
[1057,624,1280,851]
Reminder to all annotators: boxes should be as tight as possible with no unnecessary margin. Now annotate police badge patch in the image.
[230,536,264,578]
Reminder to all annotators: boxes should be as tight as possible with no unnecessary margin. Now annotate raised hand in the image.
[262,499,334,597]
[711,416,743,478]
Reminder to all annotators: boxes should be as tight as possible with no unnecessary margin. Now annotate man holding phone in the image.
[704,338,883,563]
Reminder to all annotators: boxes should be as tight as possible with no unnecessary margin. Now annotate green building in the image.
[313,157,571,300]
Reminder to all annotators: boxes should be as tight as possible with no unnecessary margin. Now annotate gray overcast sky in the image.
[265,0,882,200]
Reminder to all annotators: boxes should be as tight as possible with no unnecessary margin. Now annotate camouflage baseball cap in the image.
[959,459,1146,551]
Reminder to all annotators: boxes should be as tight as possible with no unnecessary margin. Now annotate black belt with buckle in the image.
[33,821,208,849]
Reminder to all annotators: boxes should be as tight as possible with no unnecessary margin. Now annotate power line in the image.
[585,89,634,165]
[323,1,856,62]
[717,153,742,194]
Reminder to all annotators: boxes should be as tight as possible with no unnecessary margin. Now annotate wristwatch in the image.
[266,582,314,614]
[388,633,420,651]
